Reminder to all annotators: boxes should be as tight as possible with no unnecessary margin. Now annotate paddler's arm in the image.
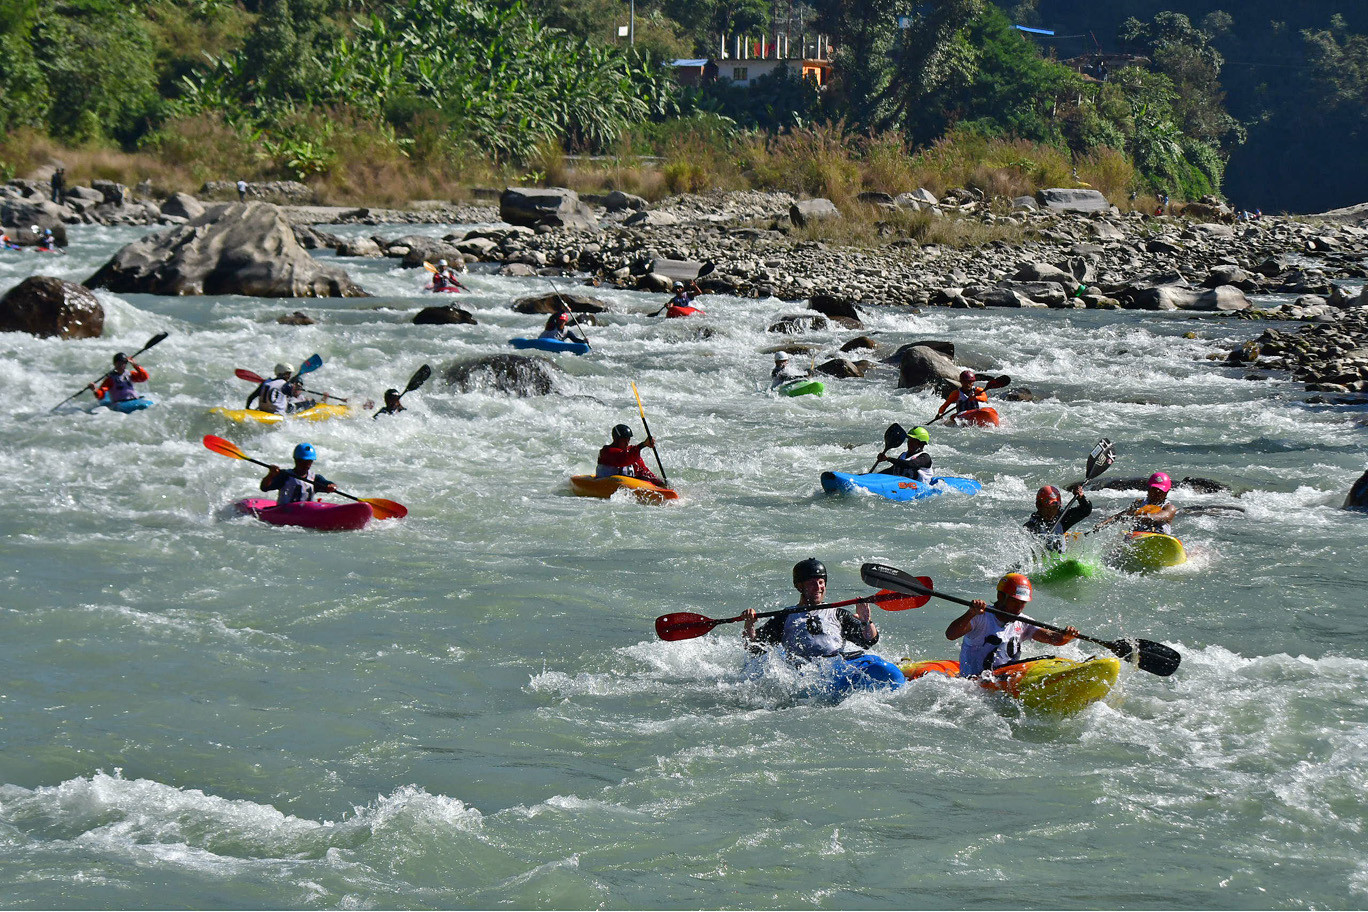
[1151,502,1177,524]
[935,391,956,417]
[315,474,338,494]
[946,599,988,640]
[839,603,878,646]
[1032,625,1079,647]
[245,384,262,409]
[260,465,282,492]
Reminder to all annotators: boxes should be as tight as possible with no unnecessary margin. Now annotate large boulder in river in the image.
[85,202,367,297]
[443,354,558,397]
[159,192,205,221]
[898,344,960,389]
[512,292,608,315]
[500,187,598,231]
[0,275,104,338]
[1345,469,1368,512]
[413,305,476,325]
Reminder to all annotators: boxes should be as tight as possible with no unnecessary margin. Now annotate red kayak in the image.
[236,498,374,531]
[426,285,461,293]
[666,304,705,318]
[947,407,1000,427]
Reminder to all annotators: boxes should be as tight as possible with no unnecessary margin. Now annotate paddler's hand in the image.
[1068,483,1084,497]
[322,483,337,493]
[970,599,988,615]
[643,436,656,450]
[855,601,872,624]
[1061,625,1080,644]
[742,608,757,640]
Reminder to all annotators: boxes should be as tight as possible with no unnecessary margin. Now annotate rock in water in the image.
[897,345,960,388]
[0,276,104,338]
[414,305,477,325]
[443,355,558,397]
[499,187,598,231]
[511,292,607,315]
[1346,469,1368,512]
[85,202,368,297]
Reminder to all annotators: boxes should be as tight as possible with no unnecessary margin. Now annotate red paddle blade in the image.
[235,368,265,383]
[870,586,932,610]
[362,498,408,520]
[202,434,247,460]
[655,612,728,641]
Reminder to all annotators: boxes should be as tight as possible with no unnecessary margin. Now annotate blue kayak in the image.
[509,337,590,355]
[744,651,906,700]
[97,396,154,413]
[821,470,981,501]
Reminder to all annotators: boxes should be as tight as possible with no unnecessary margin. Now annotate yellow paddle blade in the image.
[361,497,408,520]
[202,434,247,460]
[631,381,646,422]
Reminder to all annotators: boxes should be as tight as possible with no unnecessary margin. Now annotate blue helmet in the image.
[293,442,317,461]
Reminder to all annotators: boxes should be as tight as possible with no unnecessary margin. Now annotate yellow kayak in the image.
[1110,532,1188,572]
[209,404,353,425]
[569,474,679,504]
[897,655,1121,715]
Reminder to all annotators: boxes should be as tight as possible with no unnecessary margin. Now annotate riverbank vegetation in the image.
[0,0,1363,211]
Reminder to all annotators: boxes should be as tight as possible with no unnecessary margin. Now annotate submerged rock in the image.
[414,305,477,325]
[1346,469,1368,512]
[443,354,558,397]
[85,202,367,297]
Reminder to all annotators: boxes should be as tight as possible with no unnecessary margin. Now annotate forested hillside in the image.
[0,0,1363,211]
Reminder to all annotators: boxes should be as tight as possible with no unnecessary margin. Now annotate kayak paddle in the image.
[291,353,323,382]
[201,434,408,520]
[926,374,1010,425]
[859,562,1181,677]
[1051,437,1115,534]
[868,422,909,472]
[50,331,169,412]
[655,587,932,641]
[234,368,348,402]
[631,381,669,488]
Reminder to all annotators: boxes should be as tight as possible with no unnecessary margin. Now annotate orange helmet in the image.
[1036,485,1062,510]
[997,573,1033,603]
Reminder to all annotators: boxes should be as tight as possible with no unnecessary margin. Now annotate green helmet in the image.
[910,426,930,444]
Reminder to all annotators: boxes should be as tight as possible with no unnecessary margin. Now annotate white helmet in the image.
[774,351,790,362]
[274,363,291,377]
[30,225,40,234]
[437,259,448,267]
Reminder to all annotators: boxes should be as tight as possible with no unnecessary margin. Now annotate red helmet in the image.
[997,573,1033,603]
[555,312,570,323]
[1148,471,1172,493]
[960,369,976,384]
[1036,485,1062,510]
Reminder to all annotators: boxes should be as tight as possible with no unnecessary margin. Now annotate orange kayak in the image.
[947,407,1000,427]
[569,474,679,504]
[898,655,1119,714]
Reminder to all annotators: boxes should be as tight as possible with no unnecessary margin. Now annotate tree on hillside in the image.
[1118,11,1242,146]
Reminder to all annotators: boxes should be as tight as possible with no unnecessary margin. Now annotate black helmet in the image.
[611,423,633,440]
[112,352,128,365]
[792,558,827,588]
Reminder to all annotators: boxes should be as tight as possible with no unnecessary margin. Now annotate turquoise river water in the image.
[1,224,1366,909]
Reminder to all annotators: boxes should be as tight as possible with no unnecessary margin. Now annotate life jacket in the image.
[779,607,846,660]
[257,378,290,413]
[957,611,1037,677]
[595,442,647,479]
[276,468,318,505]
[539,326,569,341]
[669,292,691,307]
[1134,503,1172,535]
[889,449,933,483]
[950,387,987,415]
[104,371,138,402]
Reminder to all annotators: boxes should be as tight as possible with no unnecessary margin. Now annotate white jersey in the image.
[780,606,846,660]
[957,611,1040,677]
[257,378,290,413]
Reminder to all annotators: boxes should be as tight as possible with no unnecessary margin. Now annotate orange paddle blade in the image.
[361,498,408,520]
[423,262,437,272]
[870,585,932,611]
[203,434,247,460]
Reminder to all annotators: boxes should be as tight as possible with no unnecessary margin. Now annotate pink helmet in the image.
[1147,471,1172,493]
[959,369,976,384]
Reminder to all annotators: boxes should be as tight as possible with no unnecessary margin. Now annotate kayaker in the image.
[945,573,1079,677]
[88,352,148,404]
[935,369,988,420]
[741,559,881,661]
[245,363,293,414]
[538,311,587,345]
[595,424,663,486]
[877,425,934,482]
[284,376,318,413]
[1025,484,1092,546]
[770,351,810,387]
[1097,472,1177,534]
[431,259,465,292]
[373,389,405,419]
[259,442,338,505]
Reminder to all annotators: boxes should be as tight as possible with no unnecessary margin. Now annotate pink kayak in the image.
[235,498,374,531]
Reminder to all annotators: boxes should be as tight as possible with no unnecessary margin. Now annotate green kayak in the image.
[1034,550,1103,585]
[778,378,825,398]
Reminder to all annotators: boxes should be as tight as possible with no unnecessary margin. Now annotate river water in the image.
[1,224,1365,909]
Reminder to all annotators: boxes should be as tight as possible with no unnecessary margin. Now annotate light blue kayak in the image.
[820,470,982,501]
[744,651,906,701]
[96,396,154,413]
[509,337,590,355]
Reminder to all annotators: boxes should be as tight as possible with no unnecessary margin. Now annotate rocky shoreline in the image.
[6,175,1367,400]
